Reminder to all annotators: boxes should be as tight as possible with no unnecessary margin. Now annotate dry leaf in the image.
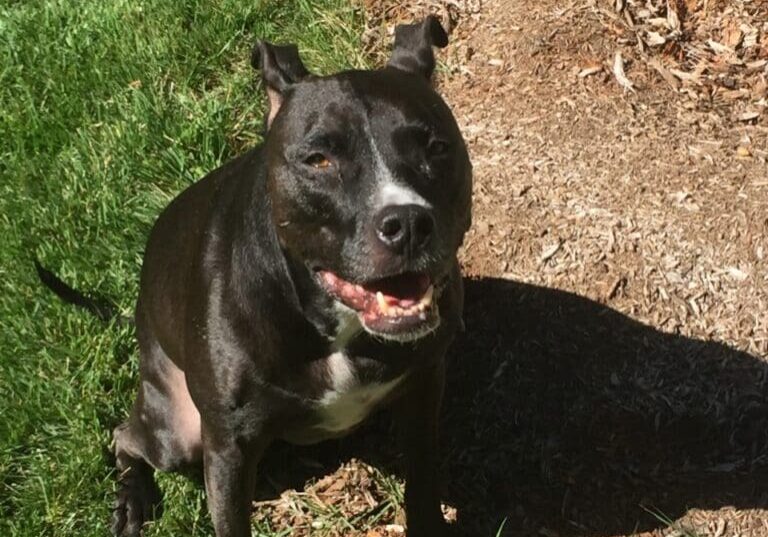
[646,31,666,46]
[612,51,635,92]
[666,0,680,32]
[579,66,603,78]
[713,518,726,537]
[736,146,752,157]
[670,68,699,83]
[540,241,562,262]
[742,24,758,48]
[738,111,760,122]
[726,267,749,281]
[648,58,680,89]
[707,39,734,55]
[721,23,743,49]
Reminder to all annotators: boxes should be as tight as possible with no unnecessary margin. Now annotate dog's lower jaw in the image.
[328,295,442,345]
[360,306,441,343]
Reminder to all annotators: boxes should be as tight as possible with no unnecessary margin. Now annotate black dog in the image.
[39,16,472,537]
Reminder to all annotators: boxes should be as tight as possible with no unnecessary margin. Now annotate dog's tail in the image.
[34,259,127,324]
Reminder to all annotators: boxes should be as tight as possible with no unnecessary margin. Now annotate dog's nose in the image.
[375,204,435,255]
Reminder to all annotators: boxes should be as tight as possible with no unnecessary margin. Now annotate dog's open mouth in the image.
[317,270,440,340]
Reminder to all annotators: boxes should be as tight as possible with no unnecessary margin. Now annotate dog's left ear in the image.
[387,15,448,80]
[251,41,310,128]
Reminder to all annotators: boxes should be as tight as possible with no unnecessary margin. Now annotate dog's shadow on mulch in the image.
[261,277,768,536]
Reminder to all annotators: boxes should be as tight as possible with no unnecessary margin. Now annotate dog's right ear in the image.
[387,15,448,80]
[251,41,310,129]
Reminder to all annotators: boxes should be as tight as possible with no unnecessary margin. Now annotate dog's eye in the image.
[304,153,333,170]
[427,139,450,156]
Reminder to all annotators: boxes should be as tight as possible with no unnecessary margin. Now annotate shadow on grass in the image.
[259,276,768,536]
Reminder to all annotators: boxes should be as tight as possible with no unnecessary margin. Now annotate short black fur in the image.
[38,17,471,537]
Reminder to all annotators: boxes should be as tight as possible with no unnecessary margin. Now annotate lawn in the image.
[0,1,369,535]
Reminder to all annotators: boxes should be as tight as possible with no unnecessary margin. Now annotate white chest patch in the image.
[330,303,363,351]
[315,352,404,433]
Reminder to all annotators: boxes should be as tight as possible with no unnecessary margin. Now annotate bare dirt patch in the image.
[252,1,768,535]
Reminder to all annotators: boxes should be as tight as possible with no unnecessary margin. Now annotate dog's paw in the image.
[110,471,162,537]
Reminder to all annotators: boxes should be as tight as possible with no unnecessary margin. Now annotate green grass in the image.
[640,505,704,537]
[0,1,367,535]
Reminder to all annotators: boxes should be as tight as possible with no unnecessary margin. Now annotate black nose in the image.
[375,204,435,255]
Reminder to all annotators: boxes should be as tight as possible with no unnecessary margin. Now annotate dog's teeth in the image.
[376,291,389,314]
[421,285,434,307]
[418,311,427,321]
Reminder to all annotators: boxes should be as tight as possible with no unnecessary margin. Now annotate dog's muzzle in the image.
[317,270,441,341]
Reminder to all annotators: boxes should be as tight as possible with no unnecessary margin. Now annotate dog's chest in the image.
[313,351,404,435]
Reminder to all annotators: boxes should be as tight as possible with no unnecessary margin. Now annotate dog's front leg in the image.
[395,359,449,536]
[202,420,269,537]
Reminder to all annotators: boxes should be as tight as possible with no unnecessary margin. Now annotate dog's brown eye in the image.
[428,140,449,156]
[304,153,332,169]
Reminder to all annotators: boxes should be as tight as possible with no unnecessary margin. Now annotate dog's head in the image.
[254,17,471,342]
